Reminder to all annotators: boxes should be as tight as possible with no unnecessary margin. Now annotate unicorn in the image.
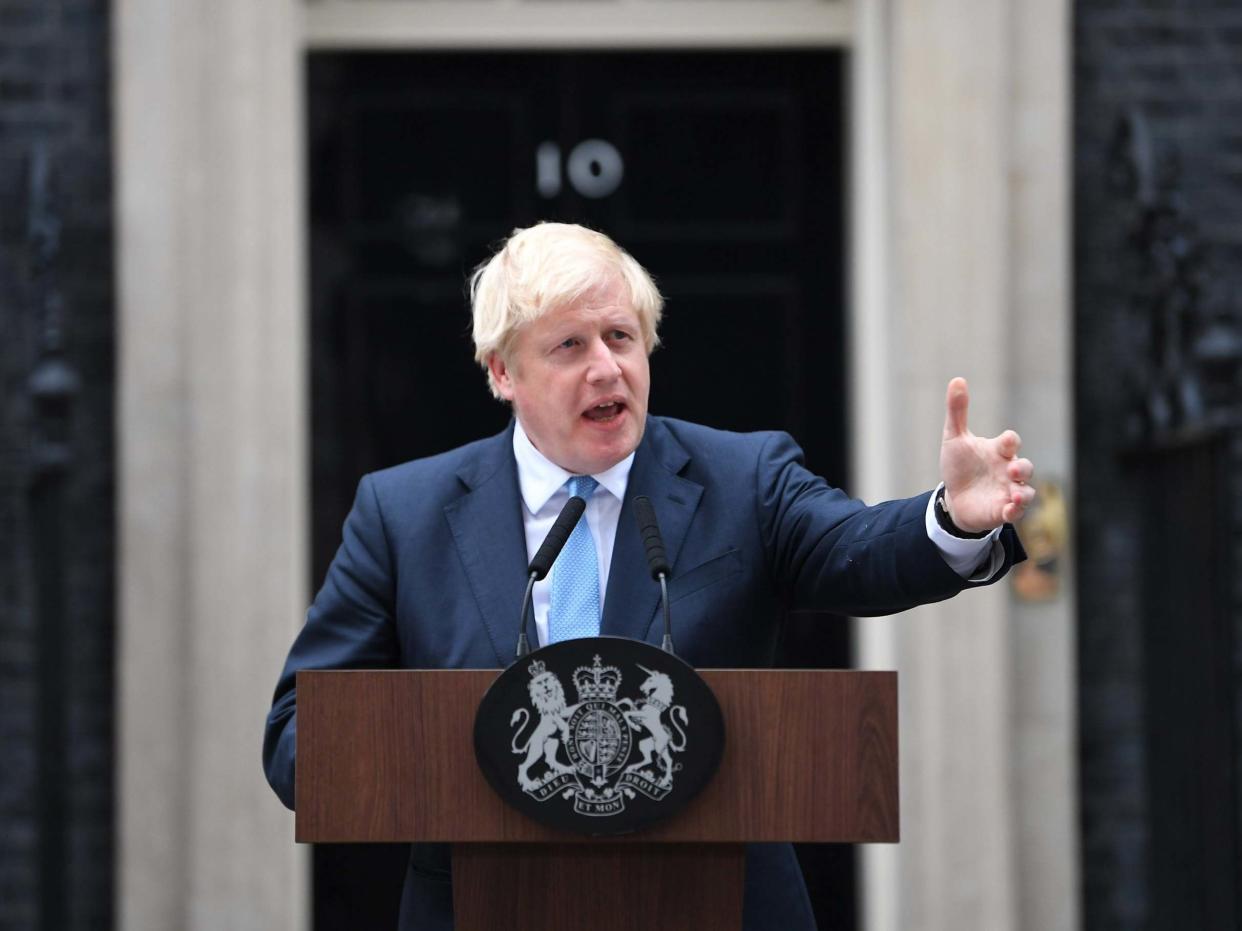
[618,665,689,787]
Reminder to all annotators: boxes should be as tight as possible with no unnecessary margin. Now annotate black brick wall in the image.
[0,0,115,928]
[1075,2,1242,928]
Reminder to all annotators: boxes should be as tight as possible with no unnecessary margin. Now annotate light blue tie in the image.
[549,475,600,643]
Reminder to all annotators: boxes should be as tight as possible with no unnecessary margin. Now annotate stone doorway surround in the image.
[113,2,1075,929]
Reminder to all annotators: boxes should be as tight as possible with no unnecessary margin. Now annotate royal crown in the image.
[573,655,621,702]
[527,659,547,678]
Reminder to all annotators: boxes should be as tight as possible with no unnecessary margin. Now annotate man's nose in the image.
[584,338,622,382]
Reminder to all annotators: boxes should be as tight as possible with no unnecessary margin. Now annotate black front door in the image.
[308,49,852,930]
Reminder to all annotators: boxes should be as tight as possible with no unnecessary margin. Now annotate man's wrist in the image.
[935,485,991,539]
[924,487,1001,579]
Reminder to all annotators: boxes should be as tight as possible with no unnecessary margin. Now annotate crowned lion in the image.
[510,662,577,790]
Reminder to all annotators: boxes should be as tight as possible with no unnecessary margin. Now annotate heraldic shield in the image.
[473,637,726,835]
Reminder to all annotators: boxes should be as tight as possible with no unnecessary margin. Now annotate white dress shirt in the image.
[512,420,1000,646]
[513,420,633,647]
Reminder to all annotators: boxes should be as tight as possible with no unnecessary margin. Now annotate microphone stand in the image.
[516,573,537,659]
[512,494,587,663]
[659,574,673,654]
[634,494,675,656]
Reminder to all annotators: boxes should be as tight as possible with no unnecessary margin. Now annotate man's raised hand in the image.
[939,377,1035,533]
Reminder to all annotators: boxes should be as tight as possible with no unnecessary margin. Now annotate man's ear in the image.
[487,352,516,401]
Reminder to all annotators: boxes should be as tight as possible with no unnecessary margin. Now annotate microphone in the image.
[529,495,586,581]
[633,495,671,579]
[632,496,675,654]
[515,495,587,660]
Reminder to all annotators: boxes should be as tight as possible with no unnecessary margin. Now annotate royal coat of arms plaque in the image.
[473,636,726,835]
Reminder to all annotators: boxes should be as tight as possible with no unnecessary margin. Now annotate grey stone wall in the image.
[1075,2,1242,927]
[0,0,115,928]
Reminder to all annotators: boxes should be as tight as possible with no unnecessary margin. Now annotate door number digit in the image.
[536,139,625,200]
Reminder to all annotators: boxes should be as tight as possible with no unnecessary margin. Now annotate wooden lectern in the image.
[297,669,898,931]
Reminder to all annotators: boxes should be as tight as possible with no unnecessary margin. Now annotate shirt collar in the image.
[512,418,634,514]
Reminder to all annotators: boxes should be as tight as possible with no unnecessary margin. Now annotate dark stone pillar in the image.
[1075,3,1242,926]
[0,2,116,927]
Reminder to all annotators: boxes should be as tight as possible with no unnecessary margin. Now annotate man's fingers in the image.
[997,430,1021,459]
[943,377,970,440]
[1008,458,1034,483]
[999,484,1037,524]
[1012,484,1036,508]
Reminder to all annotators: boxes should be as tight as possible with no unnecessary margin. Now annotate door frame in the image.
[114,2,1077,930]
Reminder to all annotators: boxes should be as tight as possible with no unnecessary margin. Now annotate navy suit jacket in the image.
[264,415,1023,930]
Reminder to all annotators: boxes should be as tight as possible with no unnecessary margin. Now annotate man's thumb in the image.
[943,377,970,440]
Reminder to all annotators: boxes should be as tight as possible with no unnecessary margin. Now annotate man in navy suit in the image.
[264,223,1033,930]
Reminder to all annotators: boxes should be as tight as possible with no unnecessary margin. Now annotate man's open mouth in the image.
[583,400,626,422]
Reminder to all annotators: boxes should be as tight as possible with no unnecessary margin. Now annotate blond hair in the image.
[470,223,663,398]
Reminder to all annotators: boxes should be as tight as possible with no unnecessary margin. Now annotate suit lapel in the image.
[443,423,528,667]
[601,418,703,643]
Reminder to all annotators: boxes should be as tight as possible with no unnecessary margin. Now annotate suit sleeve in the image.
[755,431,1024,616]
[262,474,401,810]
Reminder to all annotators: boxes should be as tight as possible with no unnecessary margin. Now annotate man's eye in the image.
[558,338,578,350]
[610,330,632,341]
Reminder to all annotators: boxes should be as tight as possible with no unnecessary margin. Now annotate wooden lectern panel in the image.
[453,843,745,931]
[296,669,897,844]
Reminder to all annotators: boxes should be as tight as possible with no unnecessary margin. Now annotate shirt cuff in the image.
[924,484,1004,581]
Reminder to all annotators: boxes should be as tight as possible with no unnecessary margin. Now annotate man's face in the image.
[488,276,650,475]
